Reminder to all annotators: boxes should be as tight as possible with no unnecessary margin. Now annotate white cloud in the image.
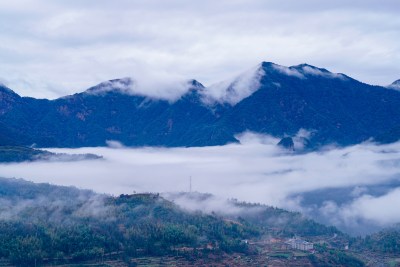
[105,140,125,149]
[311,189,400,234]
[300,65,347,80]
[202,64,265,105]
[162,192,260,216]
[1,133,400,234]
[271,64,347,80]
[272,64,305,79]
[83,71,195,101]
[343,189,400,225]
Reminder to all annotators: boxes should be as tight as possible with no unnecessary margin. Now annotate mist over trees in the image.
[0,177,355,266]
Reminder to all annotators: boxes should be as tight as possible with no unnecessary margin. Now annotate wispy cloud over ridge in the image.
[202,64,265,105]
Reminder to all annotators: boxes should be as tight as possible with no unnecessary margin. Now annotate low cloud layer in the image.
[1,133,400,235]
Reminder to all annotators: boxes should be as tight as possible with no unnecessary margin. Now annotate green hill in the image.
[0,146,101,163]
[0,177,359,266]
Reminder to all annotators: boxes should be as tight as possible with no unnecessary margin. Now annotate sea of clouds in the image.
[1,132,400,235]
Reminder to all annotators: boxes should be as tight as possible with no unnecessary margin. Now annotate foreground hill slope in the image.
[1,62,400,148]
[0,177,366,266]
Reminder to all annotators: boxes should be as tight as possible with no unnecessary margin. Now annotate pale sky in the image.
[0,0,399,98]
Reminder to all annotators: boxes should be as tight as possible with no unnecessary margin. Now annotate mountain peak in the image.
[0,84,20,98]
[202,61,349,106]
[388,79,400,90]
[187,79,205,89]
[263,62,346,80]
[292,63,336,76]
[391,79,400,86]
[261,61,279,69]
[292,63,319,68]
[81,77,205,102]
[85,77,134,95]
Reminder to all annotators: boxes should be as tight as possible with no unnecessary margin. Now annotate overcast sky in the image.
[0,0,399,98]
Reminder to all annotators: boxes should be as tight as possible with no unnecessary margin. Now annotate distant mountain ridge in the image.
[0,146,101,163]
[1,62,400,148]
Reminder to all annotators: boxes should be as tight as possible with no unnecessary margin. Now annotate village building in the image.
[285,238,314,251]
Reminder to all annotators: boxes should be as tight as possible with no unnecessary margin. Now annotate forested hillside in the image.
[0,177,375,266]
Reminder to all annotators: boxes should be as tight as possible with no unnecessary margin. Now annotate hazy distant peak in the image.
[181,79,206,100]
[0,83,20,97]
[292,63,330,74]
[188,79,205,89]
[84,77,135,95]
[260,61,280,69]
[269,63,306,78]
[292,63,325,69]
[83,77,204,102]
[269,62,347,80]
[295,64,346,79]
[202,63,265,105]
[388,79,400,90]
[0,83,13,92]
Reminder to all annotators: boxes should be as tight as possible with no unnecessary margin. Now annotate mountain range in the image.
[1,62,400,149]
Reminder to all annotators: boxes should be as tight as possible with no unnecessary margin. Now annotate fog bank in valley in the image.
[1,132,400,235]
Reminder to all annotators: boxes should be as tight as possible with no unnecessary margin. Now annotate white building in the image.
[285,238,314,251]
